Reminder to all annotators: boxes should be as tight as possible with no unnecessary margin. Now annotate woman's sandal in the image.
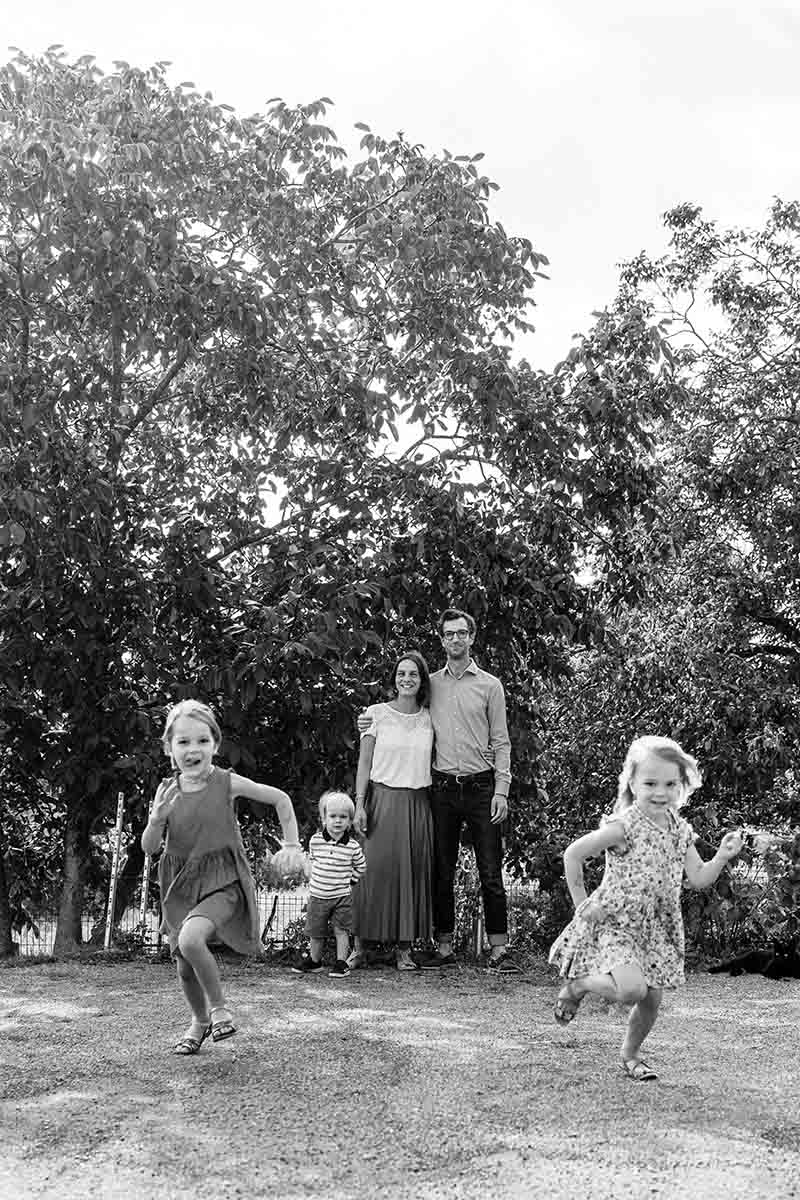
[172,1022,212,1055]
[553,981,582,1025]
[209,1007,237,1043]
[621,1058,658,1081]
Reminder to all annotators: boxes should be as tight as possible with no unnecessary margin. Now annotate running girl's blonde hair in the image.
[161,700,222,755]
[318,789,355,823]
[614,735,701,813]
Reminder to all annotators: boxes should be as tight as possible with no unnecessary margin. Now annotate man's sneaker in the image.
[290,955,324,974]
[419,952,458,970]
[328,959,351,977]
[484,950,523,974]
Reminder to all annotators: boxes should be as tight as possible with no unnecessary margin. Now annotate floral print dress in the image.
[549,803,695,989]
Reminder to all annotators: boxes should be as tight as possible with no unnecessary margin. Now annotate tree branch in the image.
[735,644,800,660]
[14,245,29,374]
[110,300,122,408]
[125,343,193,438]
[318,178,411,251]
[739,607,800,646]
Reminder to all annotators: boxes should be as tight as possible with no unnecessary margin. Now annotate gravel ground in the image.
[0,957,798,1200]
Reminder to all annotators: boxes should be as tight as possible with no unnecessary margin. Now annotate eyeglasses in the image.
[442,630,471,640]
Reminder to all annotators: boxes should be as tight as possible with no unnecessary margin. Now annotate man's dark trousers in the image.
[429,769,507,939]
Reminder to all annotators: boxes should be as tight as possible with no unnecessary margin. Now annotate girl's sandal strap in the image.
[209,1008,237,1043]
[621,1058,658,1081]
[172,1023,212,1055]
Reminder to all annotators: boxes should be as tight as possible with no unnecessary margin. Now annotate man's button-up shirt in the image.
[428,660,511,795]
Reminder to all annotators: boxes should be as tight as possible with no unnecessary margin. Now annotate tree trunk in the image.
[0,822,17,958]
[53,803,91,955]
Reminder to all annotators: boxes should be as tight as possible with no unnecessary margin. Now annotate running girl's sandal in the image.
[553,982,582,1025]
[209,1008,237,1042]
[172,1023,212,1055]
[621,1058,658,1081]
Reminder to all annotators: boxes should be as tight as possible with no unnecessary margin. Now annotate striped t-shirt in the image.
[308,829,366,899]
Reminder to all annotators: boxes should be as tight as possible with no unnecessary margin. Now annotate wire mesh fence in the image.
[14,887,311,958]
[13,878,540,958]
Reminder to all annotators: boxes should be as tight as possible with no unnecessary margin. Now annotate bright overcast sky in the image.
[7,1,800,368]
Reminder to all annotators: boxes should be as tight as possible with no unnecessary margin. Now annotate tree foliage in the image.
[0,50,674,953]
[620,200,800,691]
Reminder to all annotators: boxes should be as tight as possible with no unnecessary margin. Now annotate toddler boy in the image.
[291,790,366,978]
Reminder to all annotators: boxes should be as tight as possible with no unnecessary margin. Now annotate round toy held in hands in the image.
[720,829,744,859]
[268,843,308,887]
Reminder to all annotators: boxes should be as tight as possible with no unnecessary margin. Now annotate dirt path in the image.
[1,960,798,1199]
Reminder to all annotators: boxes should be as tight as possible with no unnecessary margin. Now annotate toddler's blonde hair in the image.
[318,789,355,824]
[162,700,222,756]
[615,735,701,813]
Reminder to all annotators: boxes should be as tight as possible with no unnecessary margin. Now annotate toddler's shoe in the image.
[345,949,365,970]
[291,955,324,974]
[328,959,351,977]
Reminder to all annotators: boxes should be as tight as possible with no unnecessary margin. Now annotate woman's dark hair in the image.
[390,649,431,707]
[436,608,476,636]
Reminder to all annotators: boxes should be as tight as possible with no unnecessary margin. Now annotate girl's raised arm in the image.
[563,821,626,909]
[141,777,178,855]
[683,829,743,889]
[231,775,301,848]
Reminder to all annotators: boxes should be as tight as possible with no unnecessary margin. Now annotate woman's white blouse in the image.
[362,703,433,789]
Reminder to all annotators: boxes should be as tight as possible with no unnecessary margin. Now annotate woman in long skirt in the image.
[351,651,434,970]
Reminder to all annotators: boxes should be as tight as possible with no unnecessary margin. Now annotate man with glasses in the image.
[419,608,519,972]
[357,609,518,971]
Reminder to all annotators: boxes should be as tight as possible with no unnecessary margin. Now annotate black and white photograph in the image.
[1,3,799,1197]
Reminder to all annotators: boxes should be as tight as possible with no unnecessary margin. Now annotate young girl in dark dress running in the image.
[142,700,304,1054]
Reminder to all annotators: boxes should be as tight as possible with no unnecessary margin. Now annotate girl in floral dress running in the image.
[549,735,742,1081]
[142,700,304,1055]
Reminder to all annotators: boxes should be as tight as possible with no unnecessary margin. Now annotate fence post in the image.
[138,854,152,926]
[104,791,125,951]
[473,908,485,959]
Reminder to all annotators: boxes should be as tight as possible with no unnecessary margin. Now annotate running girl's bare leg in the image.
[621,985,662,1062]
[556,963,648,1022]
[177,916,227,1017]
[176,955,211,1021]
[175,953,212,1047]
[570,963,648,1005]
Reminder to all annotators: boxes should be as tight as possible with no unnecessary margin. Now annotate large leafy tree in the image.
[529,200,800,902]
[619,200,800,699]
[0,50,672,953]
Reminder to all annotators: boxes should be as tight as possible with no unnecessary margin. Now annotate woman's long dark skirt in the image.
[352,783,434,943]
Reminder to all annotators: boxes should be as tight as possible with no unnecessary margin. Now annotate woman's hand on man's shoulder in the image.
[356,706,373,734]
